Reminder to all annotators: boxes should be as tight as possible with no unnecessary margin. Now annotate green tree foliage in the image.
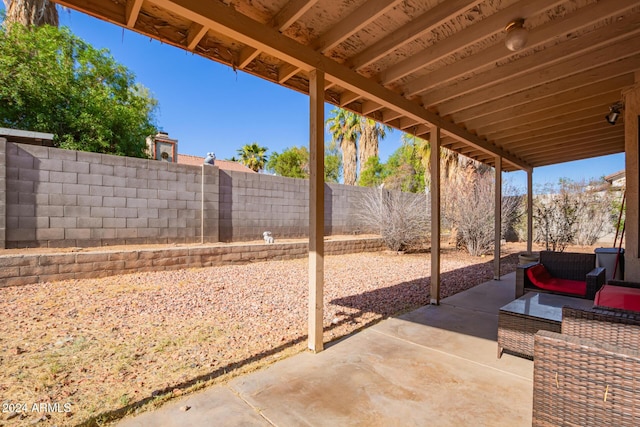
[383,140,425,193]
[237,142,269,172]
[266,142,342,183]
[0,23,158,157]
[267,146,308,178]
[324,140,342,183]
[326,107,391,185]
[358,156,386,187]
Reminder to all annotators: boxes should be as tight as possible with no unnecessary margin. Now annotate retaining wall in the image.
[0,237,386,287]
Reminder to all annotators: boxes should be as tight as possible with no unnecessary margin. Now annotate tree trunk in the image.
[341,138,357,185]
[3,0,59,27]
[358,123,380,178]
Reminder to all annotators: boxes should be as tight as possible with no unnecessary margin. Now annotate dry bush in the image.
[534,180,615,249]
[357,188,430,251]
[443,168,521,256]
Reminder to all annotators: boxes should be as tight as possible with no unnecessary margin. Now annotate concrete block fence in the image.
[0,141,387,249]
[2,140,217,248]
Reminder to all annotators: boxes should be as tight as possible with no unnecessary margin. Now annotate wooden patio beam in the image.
[348,0,483,70]
[461,77,633,129]
[186,22,208,50]
[430,126,441,305]
[313,0,401,53]
[241,0,319,69]
[474,91,622,136]
[380,0,563,85]
[405,0,638,98]
[426,33,640,114]
[308,69,325,353]
[494,156,502,280]
[59,0,530,171]
[125,0,143,28]
[281,0,402,84]
[506,126,624,151]
[527,170,533,253]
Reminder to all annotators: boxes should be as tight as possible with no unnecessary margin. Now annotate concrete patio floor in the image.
[118,272,533,426]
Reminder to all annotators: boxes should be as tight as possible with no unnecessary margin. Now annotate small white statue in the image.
[204,152,216,165]
[263,231,275,244]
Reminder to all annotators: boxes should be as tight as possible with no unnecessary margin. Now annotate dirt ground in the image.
[0,241,600,426]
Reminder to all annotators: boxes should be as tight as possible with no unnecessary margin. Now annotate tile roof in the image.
[177,154,256,173]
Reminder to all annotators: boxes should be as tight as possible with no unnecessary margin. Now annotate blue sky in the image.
[11,7,628,189]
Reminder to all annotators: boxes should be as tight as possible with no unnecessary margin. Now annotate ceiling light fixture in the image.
[504,19,528,52]
[606,101,624,125]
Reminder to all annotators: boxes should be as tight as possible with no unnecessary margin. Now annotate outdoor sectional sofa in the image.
[532,305,640,426]
[515,251,606,300]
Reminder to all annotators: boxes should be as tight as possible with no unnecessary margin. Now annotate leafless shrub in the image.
[358,188,430,251]
[534,180,614,249]
[443,168,521,256]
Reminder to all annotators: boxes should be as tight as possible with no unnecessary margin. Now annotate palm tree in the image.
[402,133,459,188]
[326,108,359,185]
[359,118,392,176]
[3,0,58,27]
[237,142,268,172]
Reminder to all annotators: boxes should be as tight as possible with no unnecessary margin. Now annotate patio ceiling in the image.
[53,0,639,172]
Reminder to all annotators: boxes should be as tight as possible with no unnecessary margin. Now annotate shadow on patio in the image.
[117,270,533,427]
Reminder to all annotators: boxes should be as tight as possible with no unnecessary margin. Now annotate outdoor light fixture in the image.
[504,19,528,51]
[606,101,624,125]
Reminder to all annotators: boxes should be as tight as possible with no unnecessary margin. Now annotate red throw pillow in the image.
[526,264,586,296]
[526,263,552,285]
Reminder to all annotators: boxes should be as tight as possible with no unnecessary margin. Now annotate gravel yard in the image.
[1,246,520,426]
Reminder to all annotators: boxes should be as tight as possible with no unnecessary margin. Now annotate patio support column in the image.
[494,156,502,280]
[430,126,441,305]
[623,72,640,280]
[527,169,533,253]
[308,68,325,353]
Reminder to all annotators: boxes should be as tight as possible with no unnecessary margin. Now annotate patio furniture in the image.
[515,251,605,299]
[497,292,593,359]
[532,306,640,426]
[593,279,640,311]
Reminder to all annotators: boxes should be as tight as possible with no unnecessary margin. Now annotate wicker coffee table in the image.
[497,292,593,358]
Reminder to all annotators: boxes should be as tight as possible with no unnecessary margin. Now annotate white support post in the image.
[527,169,533,253]
[494,156,502,280]
[430,126,441,305]
[308,69,325,353]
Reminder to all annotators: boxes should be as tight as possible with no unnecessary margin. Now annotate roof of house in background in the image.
[177,154,256,173]
[0,127,54,146]
[605,169,626,187]
[605,169,625,181]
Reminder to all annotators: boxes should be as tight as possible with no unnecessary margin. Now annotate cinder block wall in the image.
[5,142,218,248]
[219,171,309,241]
[2,142,411,248]
[218,172,376,242]
[0,139,6,249]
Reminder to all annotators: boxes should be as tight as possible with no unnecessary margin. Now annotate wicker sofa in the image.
[515,250,605,299]
[532,306,640,426]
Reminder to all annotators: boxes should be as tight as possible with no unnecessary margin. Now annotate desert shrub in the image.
[534,179,614,250]
[443,167,521,256]
[358,188,430,251]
